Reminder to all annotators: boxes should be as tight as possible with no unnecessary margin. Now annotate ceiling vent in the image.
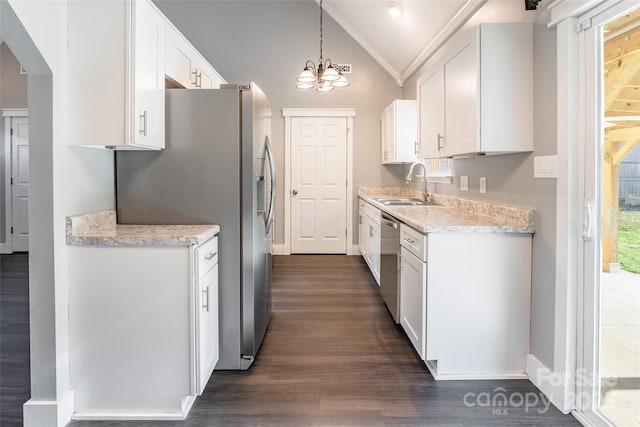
[334,64,352,74]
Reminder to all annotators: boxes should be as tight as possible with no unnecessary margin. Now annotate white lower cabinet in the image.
[398,224,532,379]
[359,199,381,284]
[400,246,427,359]
[68,236,219,420]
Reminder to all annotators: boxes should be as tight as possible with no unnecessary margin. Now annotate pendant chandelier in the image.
[296,0,349,92]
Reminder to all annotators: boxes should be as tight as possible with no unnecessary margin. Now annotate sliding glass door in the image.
[580,1,640,425]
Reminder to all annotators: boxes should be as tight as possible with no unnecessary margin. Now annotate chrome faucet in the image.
[405,160,428,201]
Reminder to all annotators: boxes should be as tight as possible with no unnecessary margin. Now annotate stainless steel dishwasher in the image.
[380,212,401,323]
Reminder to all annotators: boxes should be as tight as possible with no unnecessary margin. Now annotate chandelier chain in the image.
[319,0,323,63]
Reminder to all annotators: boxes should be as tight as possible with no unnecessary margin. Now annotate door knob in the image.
[292,189,298,196]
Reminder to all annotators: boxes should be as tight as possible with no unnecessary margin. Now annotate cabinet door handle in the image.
[437,133,444,150]
[414,141,419,155]
[196,70,202,88]
[139,111,147,136]
[204,252,217,261]
[404,236,416,244]
[202,286,210,312]
[192,70,198,87]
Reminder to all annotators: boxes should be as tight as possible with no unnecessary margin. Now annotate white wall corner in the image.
[0,243,12,254]
[348,244,361,256]
[23,390,74,427]
[526,354,572,414]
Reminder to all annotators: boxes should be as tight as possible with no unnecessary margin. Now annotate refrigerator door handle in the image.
[264,135,276,234]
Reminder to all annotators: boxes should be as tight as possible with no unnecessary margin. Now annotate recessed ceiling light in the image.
[389,2,403,19]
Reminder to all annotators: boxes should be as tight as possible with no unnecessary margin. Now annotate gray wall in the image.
[401,24,558,368]
[0,42,28,243]
[1,42,28,108]
[153,0,402,246]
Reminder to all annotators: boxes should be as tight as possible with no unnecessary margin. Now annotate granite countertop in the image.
[358,187,535,234]
[66,210,220,246]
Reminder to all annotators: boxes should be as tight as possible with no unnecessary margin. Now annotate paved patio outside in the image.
[600,269,640,426]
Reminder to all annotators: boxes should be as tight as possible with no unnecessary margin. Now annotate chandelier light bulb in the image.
[323,65,340,82]
[317,80,335,92]
[332,74,349,88]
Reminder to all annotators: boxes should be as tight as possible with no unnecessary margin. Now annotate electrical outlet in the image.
[460,176,469,191]
[480,177,487,194]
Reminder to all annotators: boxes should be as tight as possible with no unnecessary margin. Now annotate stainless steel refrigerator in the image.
[116,83,275,370]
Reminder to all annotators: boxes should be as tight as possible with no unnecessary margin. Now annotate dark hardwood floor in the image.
[0,253,31,427]
[2,254,579,426]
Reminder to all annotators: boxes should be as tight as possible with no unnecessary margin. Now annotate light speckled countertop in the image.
[66,210,219,246]
[359,187,534,234]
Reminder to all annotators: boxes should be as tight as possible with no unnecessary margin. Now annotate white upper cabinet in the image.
[165,27,198,89]
[381,100,418,164]
[165,22,226,90]
[132,0,166,149]
[68,0,226,150]
[418,24,533,158]
[417,67,443,160]
[195,59,226,89]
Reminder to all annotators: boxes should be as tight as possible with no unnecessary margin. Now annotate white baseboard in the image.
[272,244,360,256]
[23,390,74,427]
[72,410,189,421]
[0,242,12,254]
[526,353,572,414]
[272,244,290,255]
[425,360,528,380]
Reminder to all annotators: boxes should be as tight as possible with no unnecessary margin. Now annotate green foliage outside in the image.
[618,210,640,274]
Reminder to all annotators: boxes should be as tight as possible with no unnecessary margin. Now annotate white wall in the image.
[1,1,114,425]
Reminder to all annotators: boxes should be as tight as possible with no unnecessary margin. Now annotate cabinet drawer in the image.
[195,237,218,278]
[359,199,381,225]
[400,224,427,262]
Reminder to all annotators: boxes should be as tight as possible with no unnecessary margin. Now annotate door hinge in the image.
[10,178,13,185]
[11,227,14,234]
[10,128,13,136]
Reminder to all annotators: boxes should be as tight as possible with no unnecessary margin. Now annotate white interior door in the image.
[11,117,29,252]
[290,116,347,254]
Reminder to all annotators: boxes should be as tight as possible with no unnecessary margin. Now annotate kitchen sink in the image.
[370,197,439,206]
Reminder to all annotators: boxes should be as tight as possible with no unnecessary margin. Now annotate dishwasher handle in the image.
[381,213,400,229]
[381,218,398,229]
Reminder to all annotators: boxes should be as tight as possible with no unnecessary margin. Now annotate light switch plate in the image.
[534,155,557,178]
[480,177,487,194]
[460,176,469,191]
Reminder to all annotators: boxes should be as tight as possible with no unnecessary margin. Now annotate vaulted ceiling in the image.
[319,0,545,86]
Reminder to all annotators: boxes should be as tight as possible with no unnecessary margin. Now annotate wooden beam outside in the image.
[604,55,640,111]
[607,99,640,114]
[612,137,640,164]
[604,26,640,65]
[604,8,640,35]
[605,126,640,144]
